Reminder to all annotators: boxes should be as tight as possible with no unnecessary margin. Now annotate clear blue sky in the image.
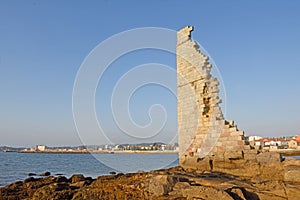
[1,0,300,147]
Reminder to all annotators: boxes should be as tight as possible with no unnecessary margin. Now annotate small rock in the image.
[115,173,124,178]
[55,176,68,183]
[70,181,86,188]
[54,182,70,191]
[109,171,117,175]
[85,177,93,181]
[70,174,85,183]
[40,171,51,176]
[12,181,23,186]
[228,187,247,200]
[55,173,64,176]
[172,182,190,191]
[24,177,36,183]
[28,173,37,176]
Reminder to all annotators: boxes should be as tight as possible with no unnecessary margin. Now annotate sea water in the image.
[0,152,178,187]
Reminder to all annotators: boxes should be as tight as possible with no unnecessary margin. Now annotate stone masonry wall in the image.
[177,26,251,169]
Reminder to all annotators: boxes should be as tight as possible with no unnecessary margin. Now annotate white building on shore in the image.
[36,145,46,151]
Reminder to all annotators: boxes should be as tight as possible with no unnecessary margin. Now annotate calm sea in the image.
[0,152,178,187]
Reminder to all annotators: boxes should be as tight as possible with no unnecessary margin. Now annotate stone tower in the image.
[177,26,250,169]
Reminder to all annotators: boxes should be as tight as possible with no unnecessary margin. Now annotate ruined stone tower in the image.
[177,26,251,169]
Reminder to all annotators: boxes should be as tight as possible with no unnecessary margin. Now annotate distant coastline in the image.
[2,148,300,156]
[1,143,179,155]
[5,149,300,156]
[17,150,179,154]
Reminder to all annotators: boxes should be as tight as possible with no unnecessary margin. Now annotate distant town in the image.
[1,135,300,154]
[0,142,179,154]
[245,135,300,151]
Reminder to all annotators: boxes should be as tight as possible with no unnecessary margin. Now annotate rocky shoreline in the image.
[1,155,299,200]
